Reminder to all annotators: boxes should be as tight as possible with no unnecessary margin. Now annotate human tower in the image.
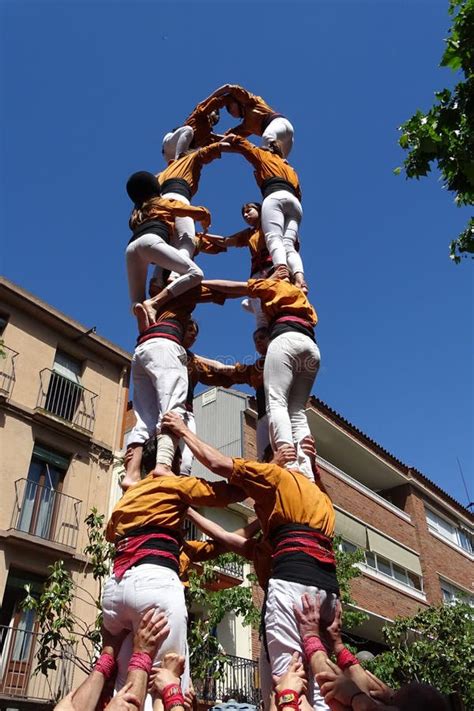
[102,85,343,711]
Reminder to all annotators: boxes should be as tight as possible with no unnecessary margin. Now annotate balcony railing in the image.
[0,625,75,703]
[36,369,97,434]
[11,478,82,549]
[0,344,18,398]
[183,521,244,579]
[196,654,261,706]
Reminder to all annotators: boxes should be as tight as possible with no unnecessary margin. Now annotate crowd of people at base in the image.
[54,86,451,711]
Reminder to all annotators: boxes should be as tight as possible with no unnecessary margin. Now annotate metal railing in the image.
[197,654,261,706]
[36,369,97,434]
[0,344,18,398]
[183,522,244,579]
[0,625,75,703]
[11,478,82,549]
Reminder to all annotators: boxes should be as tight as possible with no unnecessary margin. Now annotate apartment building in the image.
[192,387,473,670]
[0,277,130,711]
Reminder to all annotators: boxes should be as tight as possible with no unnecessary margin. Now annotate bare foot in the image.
[142,299,159,325]
[133,303,151,332]
[120,471,141,492]
[152,463,172,478]
[293,274,308,294]
[162,652,185,678]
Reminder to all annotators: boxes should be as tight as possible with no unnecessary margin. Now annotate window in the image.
[358,544,423,591]
[440,579,474,606]
[426,507,473,554]
[17,444,69,541]
[44,350,84,423]
[0,313,9,336]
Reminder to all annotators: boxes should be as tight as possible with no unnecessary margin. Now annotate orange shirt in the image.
[224,358,264,390]
[230,458,335,541]
[187,353,244,392]
[247,536,273,589]
[179,539,222,585]
[106,474,244,541]
[184,95,226,148]
[130,197,210,234]
[154,284,227,331]
[195,232,227,256]
[247,278,318,325]
[158,143,222,196]
[229,137,301,200]
[223,86,275,137]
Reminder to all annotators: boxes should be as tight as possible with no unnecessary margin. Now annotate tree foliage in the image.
[23,508,112,676]
[397,0,474,262]
[333,536,369,633]
[367,601,474,708]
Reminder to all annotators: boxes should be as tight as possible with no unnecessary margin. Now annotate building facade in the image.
[0,277,130,710]
[193,387,473,668]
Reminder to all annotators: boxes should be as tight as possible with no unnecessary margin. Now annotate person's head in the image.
[253,327,269,356]
[225,99,243,119]
[183,319,199,349]
[242,202,261,228]
[392,683,449,711]
[209,108,220,126]
[126,171,161,207]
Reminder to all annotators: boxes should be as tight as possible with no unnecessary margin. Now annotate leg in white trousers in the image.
[264,578,337,711]
[125,339,188,467]
[179,411,196,475]
[126,233,203,307]
[161,192,196,264]
[241,268,270,329]
[261,191,304,276]
[262,117,294,158]
[103,565,189,707]
[162,125,194,162]
[264,332,320,479]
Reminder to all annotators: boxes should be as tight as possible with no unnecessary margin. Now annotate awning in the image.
[367,529,422,575]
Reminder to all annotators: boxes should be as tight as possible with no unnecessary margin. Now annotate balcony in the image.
[196,654,261,706]
[0,344,18,399]
[11,478,82,550]
[36,369,98,435]
[0,625,75,705]
[183,521,244,582]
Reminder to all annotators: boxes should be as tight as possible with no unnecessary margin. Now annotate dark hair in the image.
[126,171,161,206]
[253,326,269,338]
[188,318,199,336]
[241,202,262,217]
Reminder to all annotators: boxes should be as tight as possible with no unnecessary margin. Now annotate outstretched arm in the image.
[202,279,249,296]
[161,412,233,478]
[187,508,253,559]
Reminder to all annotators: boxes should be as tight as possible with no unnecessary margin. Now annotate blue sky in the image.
[1,0,472,507]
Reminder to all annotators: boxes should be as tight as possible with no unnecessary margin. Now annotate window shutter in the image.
[335,510,367,548]
[367,529,422,575]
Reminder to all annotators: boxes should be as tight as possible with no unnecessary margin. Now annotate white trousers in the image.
[261,190,304,277]
[262,117,294,159]
[126,233,203,306]
[264,578,337,711]
[264,332,320,479]
[179,411,196,475]
[161,192,196,262]
[241,268,269,329]
[162,125,194,162]
[103,565,189,704]
[126,339,188,467]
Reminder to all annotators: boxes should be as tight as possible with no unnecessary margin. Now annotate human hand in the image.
[162,652,185,678]
[150,667,181,697]
[294,592,321,640]
[133,609,169,656]
[273,652,307,696]
[183,680,197,711]
[323,599,344,655]
[272,265,290,281]
[104,682,141,710]
[53,692,76,711]
[161,412,188,437]
[364,670,395,703]
[316,660,369,707]
[100,625,128,657]
[271,444,297,468]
